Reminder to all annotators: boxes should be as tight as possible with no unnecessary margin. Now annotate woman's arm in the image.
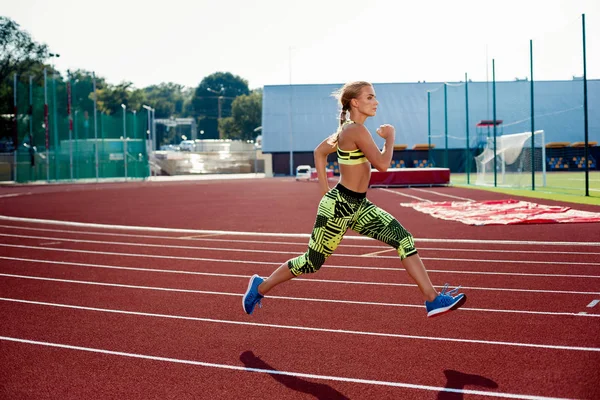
[313,137,337,195]
[353,124,396,172]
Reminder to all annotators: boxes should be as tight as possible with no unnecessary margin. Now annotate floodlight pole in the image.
[427,91,431,166]
[582,13,589,197]
[530,40,535,191]
[121,104,127,179]
[464,73,471,184]
[492,59,497,188]
[443,83,449,169]
[44,69,49,182]
[143,104,153,177]
[93,72,99,181]
[49,53,60,181]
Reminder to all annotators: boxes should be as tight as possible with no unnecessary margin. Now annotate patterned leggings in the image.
[288,184,417,276]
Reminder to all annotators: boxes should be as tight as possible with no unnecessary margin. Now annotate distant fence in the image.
[6,72,150,183]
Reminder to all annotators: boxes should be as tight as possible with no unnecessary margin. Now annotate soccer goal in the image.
[474,130,546,188]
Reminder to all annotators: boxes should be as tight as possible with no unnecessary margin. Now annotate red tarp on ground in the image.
[400,199,600,225]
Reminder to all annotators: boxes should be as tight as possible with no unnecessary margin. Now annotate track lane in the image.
[0,300,597,400]
[0,274,598,348]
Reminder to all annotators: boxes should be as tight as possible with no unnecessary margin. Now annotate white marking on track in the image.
[3,255,599,280]
[379,188,431,202]
[1,216,599,246]
[0,335,573,399]
[0,193,32,199]
[1,298,599,350]
[2,242,599,268]
[410,188,474,201]
[587,300,599,308]
[1,224,600,255]
[1,274,599,312]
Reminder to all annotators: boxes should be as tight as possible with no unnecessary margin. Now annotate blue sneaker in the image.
[243,274,264,315]
[425,284,466,318]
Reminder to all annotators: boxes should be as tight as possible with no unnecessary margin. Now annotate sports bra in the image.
[336,120,368,165]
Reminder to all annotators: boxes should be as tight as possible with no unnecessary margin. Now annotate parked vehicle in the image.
[295,165,313,181]
[179,140,195,152]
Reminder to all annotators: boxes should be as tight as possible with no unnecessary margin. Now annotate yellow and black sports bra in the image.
[336,120,368,165]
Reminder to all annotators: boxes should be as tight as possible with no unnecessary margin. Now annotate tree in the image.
[95,82,147,115]
[220,90,262,140]
[0,17,50,141]
[0,17,49,86]
[144,82,189,119]
[191,72,250,139]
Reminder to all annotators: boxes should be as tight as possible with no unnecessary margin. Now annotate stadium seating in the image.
[572,155,597,169]
[547,156,569,170]
[390,159,406,168]
[327,161,340,175]
[413,159,434,168]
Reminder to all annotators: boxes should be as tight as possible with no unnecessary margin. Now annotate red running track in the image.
[1,178,599,399]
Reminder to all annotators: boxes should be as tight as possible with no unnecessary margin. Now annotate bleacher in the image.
[547,156,569,170]
[391,159,406,168]
[572,155,596,169]
[545,141,598,171]
[413,159,433,168]
[327,161,340,175]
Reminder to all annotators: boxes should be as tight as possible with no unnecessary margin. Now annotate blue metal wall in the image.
[262,80,599,152]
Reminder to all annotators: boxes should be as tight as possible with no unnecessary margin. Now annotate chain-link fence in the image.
[424,14,598,197]
[8,72,149,183]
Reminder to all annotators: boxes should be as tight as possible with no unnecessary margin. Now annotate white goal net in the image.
[475,130,546,188]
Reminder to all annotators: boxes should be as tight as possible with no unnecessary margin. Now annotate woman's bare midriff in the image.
[339,162,371,193]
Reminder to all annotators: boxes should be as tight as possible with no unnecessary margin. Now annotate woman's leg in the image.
[258,262,294,295]
[350,199,438,301]
[258,187,355,296]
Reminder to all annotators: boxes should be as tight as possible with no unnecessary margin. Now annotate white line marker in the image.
[587,300,600,308]
[410,188,474,201]
[361,248,397,257]
[379,188,431,202]
[1,215,599,246]
[2,224,600,255]
[0,193,32,199]
[0,275,599,317]
[2,240,600,267]
[0,335,572,399]
[1,298,598,351]
[2,255,599,285]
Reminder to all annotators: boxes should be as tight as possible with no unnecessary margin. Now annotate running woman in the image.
[243,81,466,318]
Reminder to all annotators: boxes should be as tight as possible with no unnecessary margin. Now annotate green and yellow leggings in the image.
[288,183,418,276]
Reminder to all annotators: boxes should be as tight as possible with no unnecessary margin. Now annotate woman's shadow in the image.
[437,369,499,400]
[240,351,349,400]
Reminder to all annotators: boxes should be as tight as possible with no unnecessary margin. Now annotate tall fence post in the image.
[530,39,535,191]
[582,13,589,197]
[465,73,470,183]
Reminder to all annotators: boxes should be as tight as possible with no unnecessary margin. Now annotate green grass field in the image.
[450,171,600,206]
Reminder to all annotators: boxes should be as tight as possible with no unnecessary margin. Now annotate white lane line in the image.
[587,300,599,308]
[410,188,474,201]
[2,225,600,255]
[0,193,32,199]
[3,255,599,281]
[3,257,600,294]
[379,188,432,202]
[1,268,597,296]
[1,298,599,351]
[1,275,599,316]
[0,335,572,399]
[2,242,599,268]
[361,248,397,257]
[1,216,599,246]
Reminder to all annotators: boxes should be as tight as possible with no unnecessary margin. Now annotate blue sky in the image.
[4,0,600,89]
